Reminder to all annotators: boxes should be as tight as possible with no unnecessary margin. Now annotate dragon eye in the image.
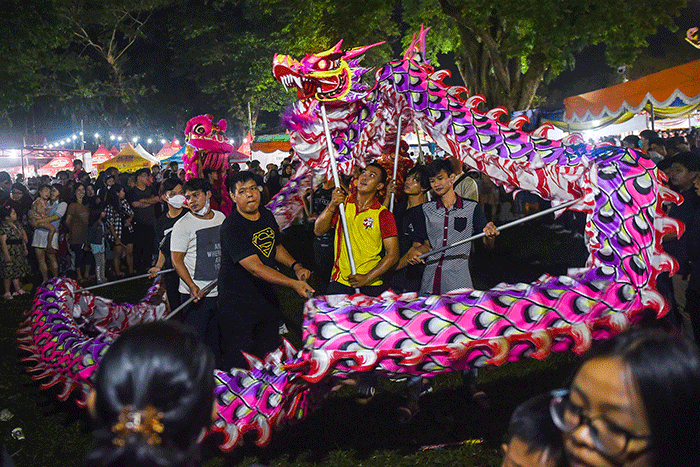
[317,59,328,70]
[192,124,206,135]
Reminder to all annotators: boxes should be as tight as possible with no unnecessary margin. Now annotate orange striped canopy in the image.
[564,59,700,123]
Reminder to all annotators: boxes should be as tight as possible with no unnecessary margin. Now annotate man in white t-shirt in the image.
[171,178,225,360]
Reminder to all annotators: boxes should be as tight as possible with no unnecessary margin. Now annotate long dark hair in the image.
[105,184,126,214]
[85,321,215,467]
[579,328,700,467]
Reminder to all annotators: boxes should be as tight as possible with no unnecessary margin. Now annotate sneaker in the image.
[355,384,376,404]
[419,380,433,397]
[3,292,13,300]
[397,400,419,423]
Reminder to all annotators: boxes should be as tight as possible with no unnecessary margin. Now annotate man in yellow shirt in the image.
[315,162,399,296]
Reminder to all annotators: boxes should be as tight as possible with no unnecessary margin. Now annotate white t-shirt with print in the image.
[170,210,225,296]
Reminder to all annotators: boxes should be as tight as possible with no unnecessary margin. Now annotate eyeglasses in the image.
[549,389,651,457]
[236,185,262,195]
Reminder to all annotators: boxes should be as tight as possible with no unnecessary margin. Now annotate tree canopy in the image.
[1,0,691,141]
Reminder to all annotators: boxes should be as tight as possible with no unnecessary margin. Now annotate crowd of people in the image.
[2,128,700,466]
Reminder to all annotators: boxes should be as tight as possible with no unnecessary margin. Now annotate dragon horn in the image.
[403,24,431,61]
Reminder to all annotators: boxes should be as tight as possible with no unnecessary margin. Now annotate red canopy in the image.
[155,141,182,161]
[37,155,75,176]
[91,144,113,165]
[109,146,119,156]
[237,132,252,158]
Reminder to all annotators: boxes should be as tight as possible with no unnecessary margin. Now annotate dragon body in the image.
[18,27,680,452]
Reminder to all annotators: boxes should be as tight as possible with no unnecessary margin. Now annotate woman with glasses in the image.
[550,328,700,467]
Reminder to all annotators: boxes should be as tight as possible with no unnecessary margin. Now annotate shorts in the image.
[31,229,58,250]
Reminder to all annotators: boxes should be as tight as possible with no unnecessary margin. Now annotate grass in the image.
[1,217,587,467]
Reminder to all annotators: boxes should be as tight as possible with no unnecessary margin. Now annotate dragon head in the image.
[184,114,234,155]
[273,40,385,103]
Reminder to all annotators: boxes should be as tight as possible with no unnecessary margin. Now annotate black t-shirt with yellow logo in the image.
[218,206,281,310]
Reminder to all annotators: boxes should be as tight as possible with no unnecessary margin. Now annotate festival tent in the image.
[91,145,113,166]
[161,145,185,167]
[563,59,700,130]
[229,149,249,164]
[134,144,159,165]
[251,134,291,167]
[109,146,119,156]
[37,154,75,176]
[96,144,155,173]
[3,166,36,178]
[155,140,182,161]
[237,132,252,158]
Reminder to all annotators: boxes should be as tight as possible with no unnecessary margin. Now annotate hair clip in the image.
[111,405,164,446]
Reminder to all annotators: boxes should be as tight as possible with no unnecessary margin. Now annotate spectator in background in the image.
[72,159,84,179]
[449,157,479,202]
[84,183,100,209]
[105,184,135,277]
[151,163,162,183]
[0,206,30,299]
[202,168,223,212]
[622,135,640,150]
[127,168,159,272]
[501,394,565,467]
[662,152,700,338]
[647,137,667,164]
[87,206,108,284]
[303,175,335,294]
[164,161,179,180]
[84,321,214,467]
[9,182,32,225]
[639,129,658,153]
[0,172,12,203]
[65,184,91,282]
[77,170,91,185]
[149,177,188,311]
[56,170,70,186]
[552,328,700,467]
[279,163,294,186]
[96,169,117,202]
[266,165,282,198]
[31,184,67,283]
[28,184,57,258]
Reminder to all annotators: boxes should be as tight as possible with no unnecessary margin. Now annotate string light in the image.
[47,130,180,149]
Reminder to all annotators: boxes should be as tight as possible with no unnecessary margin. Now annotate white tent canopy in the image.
[134,144,159,165]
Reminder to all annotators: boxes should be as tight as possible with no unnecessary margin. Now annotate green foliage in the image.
[399,0,688,109]
[0,0,72,121]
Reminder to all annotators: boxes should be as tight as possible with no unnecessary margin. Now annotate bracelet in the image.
[291,261,301,270]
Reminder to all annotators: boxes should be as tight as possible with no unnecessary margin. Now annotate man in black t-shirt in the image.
[127,168,160,272]
[218,171,313,370]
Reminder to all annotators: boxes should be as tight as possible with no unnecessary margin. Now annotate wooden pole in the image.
[390,115,402,212]
[418,198,581,259]
[318,92,360,293]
